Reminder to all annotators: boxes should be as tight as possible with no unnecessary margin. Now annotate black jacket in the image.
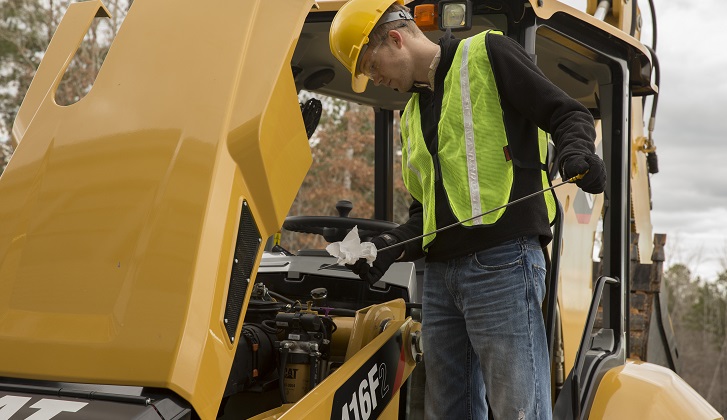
[389,31,597,262]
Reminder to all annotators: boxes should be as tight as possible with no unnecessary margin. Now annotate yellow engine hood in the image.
[0,0,313,418]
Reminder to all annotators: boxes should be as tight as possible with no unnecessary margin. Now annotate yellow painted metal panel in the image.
[589,361,723,419]
[0,0,313,418]
[629,98,655,263]
[533,0,649,56]
[531,0,656,94]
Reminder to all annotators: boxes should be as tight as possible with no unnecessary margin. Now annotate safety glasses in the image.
[360,40,384,81]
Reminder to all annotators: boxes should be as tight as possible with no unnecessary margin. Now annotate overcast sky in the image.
[560,0,727,280]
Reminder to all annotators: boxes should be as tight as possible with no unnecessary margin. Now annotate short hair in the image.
[367,3,422,47]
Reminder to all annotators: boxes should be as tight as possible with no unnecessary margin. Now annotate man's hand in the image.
[346,234,399,285]
[562,153,606,194]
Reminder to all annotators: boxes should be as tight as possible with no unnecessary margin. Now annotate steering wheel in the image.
[282,200,398,243]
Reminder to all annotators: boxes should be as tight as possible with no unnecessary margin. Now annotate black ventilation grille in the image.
[224,200,261,343]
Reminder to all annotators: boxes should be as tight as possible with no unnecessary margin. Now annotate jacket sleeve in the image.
[486,33,597,169]
[384,197,425,262]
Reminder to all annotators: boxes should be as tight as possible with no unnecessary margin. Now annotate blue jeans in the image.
[422,236,551,420]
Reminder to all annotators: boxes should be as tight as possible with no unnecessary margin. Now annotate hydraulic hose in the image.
[645,45,660,123]
[648,0,657,51]
[311,306,357,317]
[644,44,660,174]
[268,290,296,305]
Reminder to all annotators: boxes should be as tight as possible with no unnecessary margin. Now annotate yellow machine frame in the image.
[0,0,721,419]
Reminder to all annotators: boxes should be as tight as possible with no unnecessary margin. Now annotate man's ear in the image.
[388,29,404,49]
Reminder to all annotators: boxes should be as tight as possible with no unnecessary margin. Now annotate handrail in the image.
[545,201,564,362]
[571,275,620,419]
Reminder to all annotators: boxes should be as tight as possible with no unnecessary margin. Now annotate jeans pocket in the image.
[472,239,522,270]
[531,263,547,304]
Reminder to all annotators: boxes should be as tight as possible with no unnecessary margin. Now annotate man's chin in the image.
[394,83,414,93]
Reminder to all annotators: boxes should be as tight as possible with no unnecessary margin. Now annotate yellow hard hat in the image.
[329,0,405,93]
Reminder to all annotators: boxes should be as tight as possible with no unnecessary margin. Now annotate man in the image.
[329,1,606,419]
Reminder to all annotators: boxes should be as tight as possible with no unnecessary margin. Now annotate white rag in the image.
[325,226,377,266]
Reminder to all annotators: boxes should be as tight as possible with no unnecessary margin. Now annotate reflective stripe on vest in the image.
[401,30,556,249]
[540,130,557,222]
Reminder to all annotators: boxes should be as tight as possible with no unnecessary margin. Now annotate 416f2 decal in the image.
[331,332,403,420]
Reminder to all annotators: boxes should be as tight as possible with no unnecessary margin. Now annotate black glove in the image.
[562,153,607,194]
[345,233,400,285]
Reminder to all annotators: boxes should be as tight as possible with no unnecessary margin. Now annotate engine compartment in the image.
[217,251,423,418]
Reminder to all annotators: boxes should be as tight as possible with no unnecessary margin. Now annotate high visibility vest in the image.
[401,30,556,249]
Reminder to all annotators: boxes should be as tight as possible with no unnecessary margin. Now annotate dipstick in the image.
[317,172,586,270]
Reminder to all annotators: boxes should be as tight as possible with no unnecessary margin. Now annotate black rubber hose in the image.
[261,319,280,334]
[263,289,358,316]
[645,45,660,119]
[268,290,296,305]
[245,305,287,313]
[248,300,286,310]
[310,306,357,317]
[630,0,638,36]
[642,44,661,174]
[640,0,658,111]
[648,0,657,51]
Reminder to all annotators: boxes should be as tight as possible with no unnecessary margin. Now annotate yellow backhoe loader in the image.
[0,0,721,419]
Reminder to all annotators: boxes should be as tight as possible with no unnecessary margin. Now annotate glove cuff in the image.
[374,233,399,249]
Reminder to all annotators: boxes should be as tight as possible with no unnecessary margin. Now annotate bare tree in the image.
[665,263,727,414]
[0,0,129,172]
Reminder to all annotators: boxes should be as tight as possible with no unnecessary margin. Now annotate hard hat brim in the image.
[352,72,369,93]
